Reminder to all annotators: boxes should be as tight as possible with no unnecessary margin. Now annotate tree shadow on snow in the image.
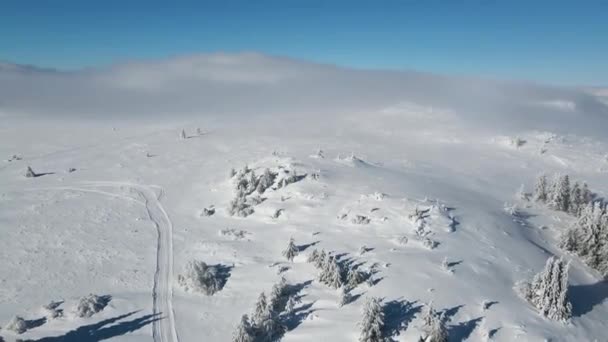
[211,264,233,292]
[297,241,320,252]
[569,280,608,317]
[25,317,48,331]
[383,298,422,341]
[448,317,484,342]
[283,302,316,331]
[24,311,161,342]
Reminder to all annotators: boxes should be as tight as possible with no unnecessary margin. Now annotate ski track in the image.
[24,181,179,342]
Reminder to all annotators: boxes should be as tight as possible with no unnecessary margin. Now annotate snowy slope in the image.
[1,54,608,342]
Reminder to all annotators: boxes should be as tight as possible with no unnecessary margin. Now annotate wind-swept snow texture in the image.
[1,53,608,341]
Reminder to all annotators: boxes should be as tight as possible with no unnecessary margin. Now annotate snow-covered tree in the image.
[25,166,37,178]
[252,292,269,324]
[229,168,237,179]
[569,181,582,216]
[560,202,608,277]
[232,315,255,342]
[258,315,286,341]
[180,129,187,139]
[256,168,276,194]
[282,237,299,262]
[196,127,203,136]
[524,256,572,321]
[246,170,258,194]
[418,304,448,342]
[338,286,353,307]
[346,268,367,290]
[177,261,226,295]
[318,255,343,289]
[74,294,109,318]
[533,174,548,203]
[285,295,299,314]
[5,316,27,334]
[228,194,254,217]
[548,174,571,212]
[268,277,288,314]
[307,249,320,263]
[314,249,327,269]
[358,297,385,342]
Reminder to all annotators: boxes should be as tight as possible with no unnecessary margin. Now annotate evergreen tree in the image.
[533,174,548,202]
[180,129,187,139]
[346,268,367,290]
[307,249,320,263]
[252,292,269,324]
[232,315,255,342]
[569,182,582,216]
[258,316,286,342]
[25,166,37,178]
[338,286,353,307]
[319,255,343,289]
[548,174,571,212]
[314,249,327,269]
[256,168,276,194]
[526,256,572,321]
[419,304,447,342]
[282,237,299,262]
[358,297,385,342]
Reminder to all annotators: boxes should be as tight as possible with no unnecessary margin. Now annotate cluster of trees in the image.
[308,249,369,291]
[357,297,448,342]
[177,261,226,295]
[533,174,593,216]
[232,277,299,342]
[228,166,277,217]
[520,256,571,321]
[560,202,608,278]
[534,174,608,278]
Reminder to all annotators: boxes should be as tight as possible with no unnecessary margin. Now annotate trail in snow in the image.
[24,181,179,342]
[81,181,178,342]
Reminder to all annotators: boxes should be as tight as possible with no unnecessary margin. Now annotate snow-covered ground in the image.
[1,54,607,341]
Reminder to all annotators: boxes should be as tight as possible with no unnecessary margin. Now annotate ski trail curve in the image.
[134,185,179,342]
[24,181,179,342]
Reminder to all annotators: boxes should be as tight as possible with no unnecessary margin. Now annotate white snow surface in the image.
[1,53,608,341]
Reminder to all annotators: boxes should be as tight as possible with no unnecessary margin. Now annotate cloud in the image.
[0,52,606,138]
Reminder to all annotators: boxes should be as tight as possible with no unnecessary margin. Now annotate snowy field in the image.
[1,53,608,341]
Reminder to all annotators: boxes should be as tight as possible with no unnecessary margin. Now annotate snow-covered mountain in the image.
[1,53,607,342]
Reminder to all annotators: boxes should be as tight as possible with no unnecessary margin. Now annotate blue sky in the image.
[1,1,606,85]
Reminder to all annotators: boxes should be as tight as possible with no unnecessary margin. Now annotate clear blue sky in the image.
[1,1,606,85]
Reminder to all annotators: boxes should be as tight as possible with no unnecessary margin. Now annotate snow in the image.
[1,53,608,341]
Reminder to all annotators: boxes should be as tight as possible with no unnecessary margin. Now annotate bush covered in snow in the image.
[177,261,229,295]
[74,294,110,318]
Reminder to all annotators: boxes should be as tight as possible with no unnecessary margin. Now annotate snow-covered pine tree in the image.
[307,249,320,264]
[358,297,385,342]
[314,249,327,269]
[285,295,299,314]
[338,286,352,307]
[229,168,237,179]
[319,255,343,289]
[569,181,582,216]
[180,129,187,139]
[282,237,299,262]
[246,170,258,194]
[560,202,608,277]
[25,166,37,178]
[258,315,286,341]
[581,182,593,205]
[252,292,269,325]
[548,174,571,212]
[232,314,255,342]
[533,174,548,202]
[256,168,276,194]
[268,277,288,314]
[526,256,572,321]
[418,304,448,342]
[346,268,367,290]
